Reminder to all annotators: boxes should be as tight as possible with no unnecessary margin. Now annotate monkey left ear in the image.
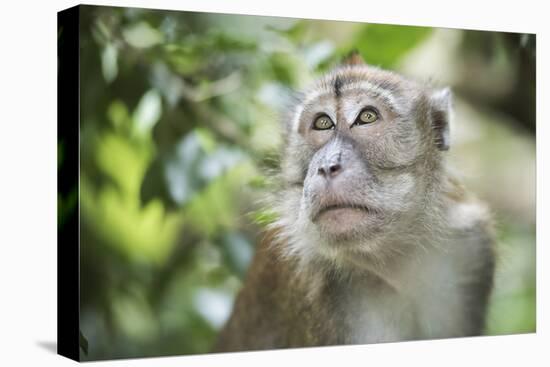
[429,87,452,151]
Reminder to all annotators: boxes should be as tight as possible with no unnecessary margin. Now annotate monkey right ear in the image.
[429,87,452,151]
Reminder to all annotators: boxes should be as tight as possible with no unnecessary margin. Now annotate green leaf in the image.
[265,20,306,42]
[250,208,279,226]
[101,43,118,83]
[132,89,162,137]
[140,131,245,208]
[122,21,163,48]
[79,330,89,355]
[107,100,130,131]
[219,232,253,276]
[352,24,432,68]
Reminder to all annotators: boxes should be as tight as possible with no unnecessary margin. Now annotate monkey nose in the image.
[317,163,343,179]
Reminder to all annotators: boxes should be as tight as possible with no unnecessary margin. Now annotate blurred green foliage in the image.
[59,5,535,360]
[353,24,432,68]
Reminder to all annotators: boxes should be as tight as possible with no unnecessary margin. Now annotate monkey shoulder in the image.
[213,229,306,352]
[442,175,495,247]
[426,177,496,335]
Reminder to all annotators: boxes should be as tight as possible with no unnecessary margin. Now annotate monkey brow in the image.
[340,78,401,112]
[304,75,399,115]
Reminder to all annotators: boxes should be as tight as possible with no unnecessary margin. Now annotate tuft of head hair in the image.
[341,50,366,66]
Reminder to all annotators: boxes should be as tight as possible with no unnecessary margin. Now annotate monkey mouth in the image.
[313,203,373,222]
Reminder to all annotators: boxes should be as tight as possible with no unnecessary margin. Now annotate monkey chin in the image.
[314,207,377,242]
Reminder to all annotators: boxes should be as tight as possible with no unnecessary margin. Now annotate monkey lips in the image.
[310,198,381,239]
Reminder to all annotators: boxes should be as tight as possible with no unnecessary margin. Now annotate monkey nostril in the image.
[317,163,342,179]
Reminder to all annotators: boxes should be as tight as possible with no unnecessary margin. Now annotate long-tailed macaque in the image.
[214,52,495,352]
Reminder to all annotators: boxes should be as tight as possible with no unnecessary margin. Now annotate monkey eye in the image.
[354,108,379,126]
[312,115,335,130]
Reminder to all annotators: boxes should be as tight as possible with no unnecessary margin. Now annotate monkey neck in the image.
[283,181,453,298]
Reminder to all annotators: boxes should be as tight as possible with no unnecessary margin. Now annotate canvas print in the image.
[57,4,536,361]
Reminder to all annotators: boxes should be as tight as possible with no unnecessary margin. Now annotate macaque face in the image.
[283,67,447,246]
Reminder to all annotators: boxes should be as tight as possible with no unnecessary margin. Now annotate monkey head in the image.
[277,56,453,262]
